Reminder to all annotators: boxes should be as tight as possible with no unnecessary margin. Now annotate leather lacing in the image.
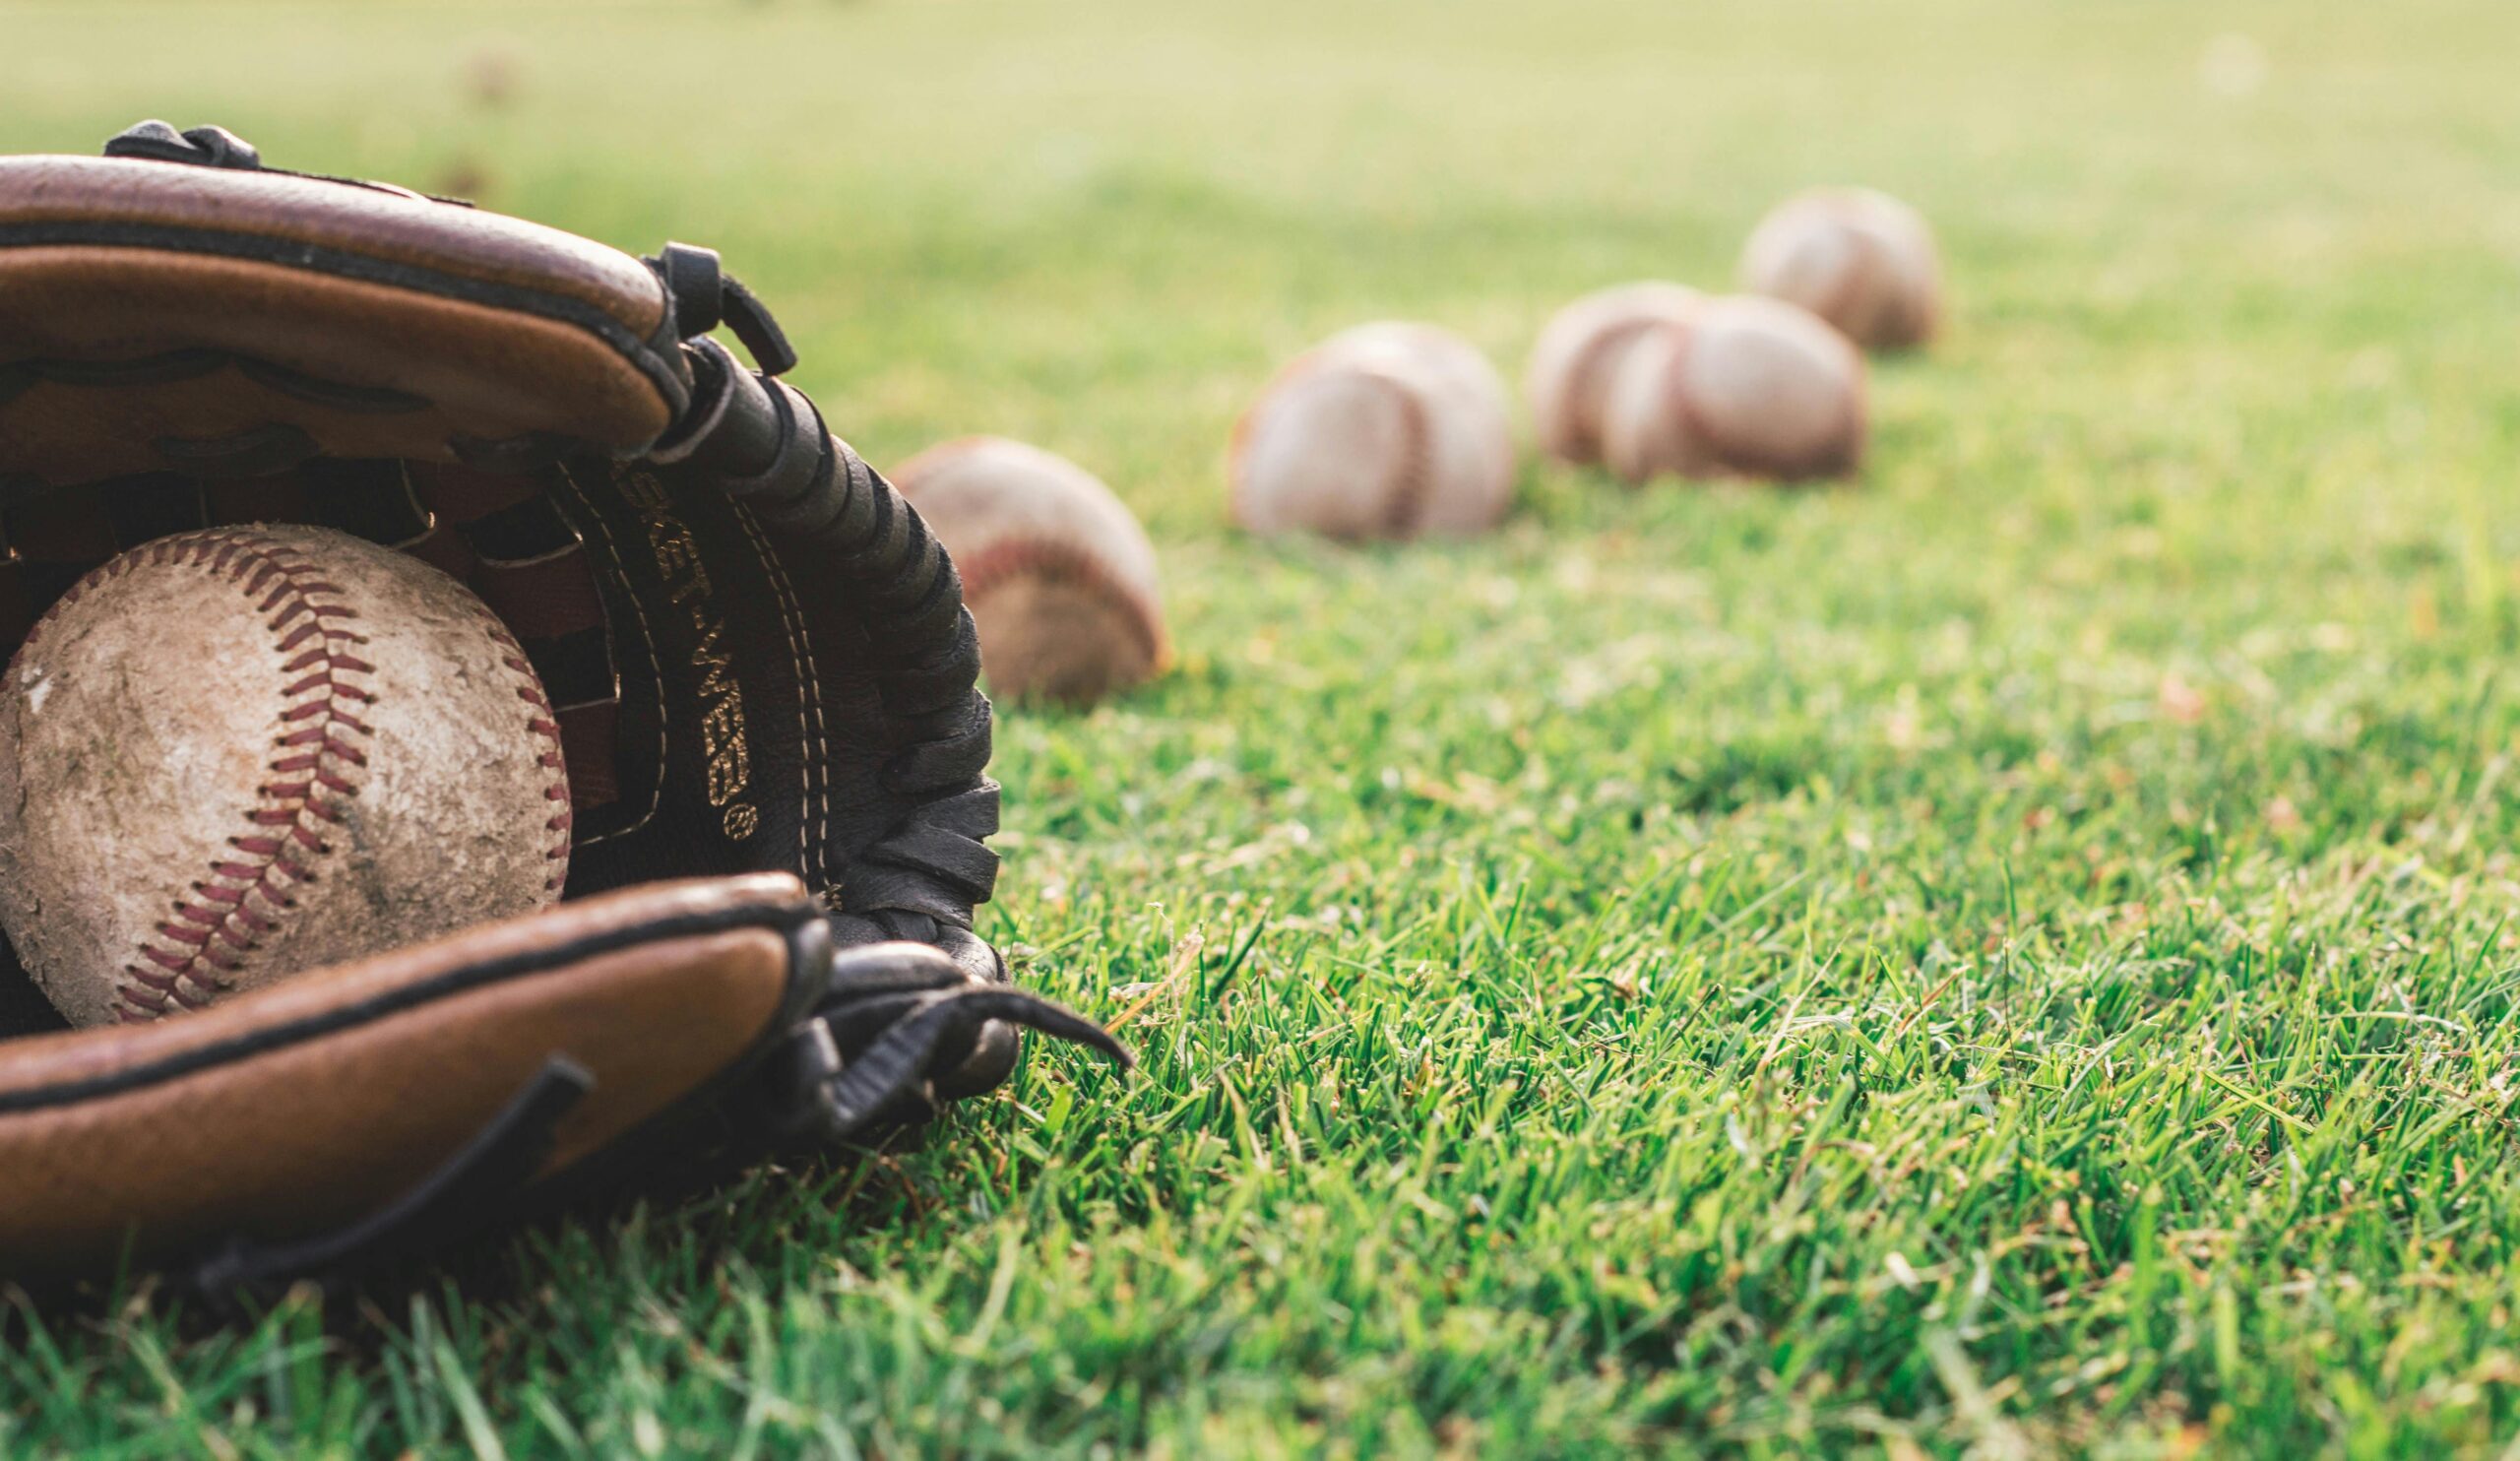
[774,941,1128,1142]
[665,347,1110,1116]
[678,354,1002,937]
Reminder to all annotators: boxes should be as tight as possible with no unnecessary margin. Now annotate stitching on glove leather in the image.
[696,381,1000,922]
[725,498,833,888]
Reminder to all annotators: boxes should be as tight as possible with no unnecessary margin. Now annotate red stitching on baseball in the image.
[1563,317,1663,462]
[23,528,378,1023]
[485,625,572,893]
[1652,320,1710,483]
[1228,354,1438,540]
[1365,368,1435,540]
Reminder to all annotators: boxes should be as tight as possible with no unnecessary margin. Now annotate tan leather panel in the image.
[0,157,665,339]
[0,914,794,1269]
[0,249,674,481]
[0,871,808,1097]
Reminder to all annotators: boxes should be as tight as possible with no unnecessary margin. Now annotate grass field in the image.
[9,0,2520,1454]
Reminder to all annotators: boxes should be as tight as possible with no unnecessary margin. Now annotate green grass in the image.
[9,0,2520,1454]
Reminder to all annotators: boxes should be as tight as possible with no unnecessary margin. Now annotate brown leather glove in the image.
[0,122,1126,1292]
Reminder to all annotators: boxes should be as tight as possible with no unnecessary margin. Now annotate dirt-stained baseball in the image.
[0,525,571,1027]
[1230,322,1515,540]
[1738,188,1941,351]
[892,436,1168,707]
[1525,282,1705,466]
[1600,294,1867,485]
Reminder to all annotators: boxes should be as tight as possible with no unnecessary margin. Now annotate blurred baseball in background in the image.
[1601,294,1866,485]
[893,436,1167,708]
[1525,282,1706,466]
[1738,188,1941,352]
[1230,322,1515,541]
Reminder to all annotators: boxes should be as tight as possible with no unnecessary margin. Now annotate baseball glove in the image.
[0,122,1126,1292]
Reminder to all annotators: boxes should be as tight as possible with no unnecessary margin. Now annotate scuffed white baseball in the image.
[892,436,1167,707]
[1525,283,1705,466]
[1738,188,1941,351]
[0,525,571,1027]
[1600,294,1866,485]
[1230,322,1516,540]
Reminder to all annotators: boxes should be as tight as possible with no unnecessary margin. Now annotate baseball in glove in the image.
[0,122,1127,1292]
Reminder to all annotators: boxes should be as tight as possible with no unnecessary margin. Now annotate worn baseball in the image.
[1230,322,1515,540]
[1738,188,1941,351]
[892,436,1167,707]
[0,525,571,1027]
[1524,283,1705,466]
[1600,294,1866,485]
